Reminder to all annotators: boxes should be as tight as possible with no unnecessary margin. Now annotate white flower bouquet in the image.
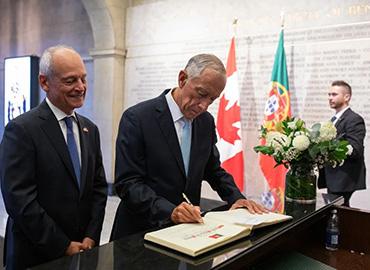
[254,117,351,172]
[254,117,352,202]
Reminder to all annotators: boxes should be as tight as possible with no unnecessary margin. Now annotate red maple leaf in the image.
[217,95,241,144]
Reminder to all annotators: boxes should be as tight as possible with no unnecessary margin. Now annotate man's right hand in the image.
[171,202,203,224]
[65,241,83,256]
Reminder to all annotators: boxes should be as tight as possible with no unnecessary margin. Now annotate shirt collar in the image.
[45,97,77,122]
[165,89,185,123]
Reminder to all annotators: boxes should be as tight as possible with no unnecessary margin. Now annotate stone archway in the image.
[81,0,127,184]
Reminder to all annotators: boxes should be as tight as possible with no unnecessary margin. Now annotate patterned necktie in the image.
[64,116,81,188]
[330,116,337,122]
[180,118,191,176]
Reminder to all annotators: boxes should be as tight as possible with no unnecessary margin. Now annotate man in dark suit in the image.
[318,80,366,206]
[0,45,108,269]
[110,54,266,240]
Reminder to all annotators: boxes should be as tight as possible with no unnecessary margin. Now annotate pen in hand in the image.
[182,193,204,224]
[182,193,193,205]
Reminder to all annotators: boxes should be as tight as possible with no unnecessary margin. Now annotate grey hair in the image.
[184,54,226,79]
[39,45,75,77]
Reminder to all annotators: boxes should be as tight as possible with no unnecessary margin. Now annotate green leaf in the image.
[254,145,274,155]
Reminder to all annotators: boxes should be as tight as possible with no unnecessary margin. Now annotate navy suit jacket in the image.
[0,100,107,269]
[318,108,366,192]
[110,90,244,239]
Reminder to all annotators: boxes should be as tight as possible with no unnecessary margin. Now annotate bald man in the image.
[0,45,107,269]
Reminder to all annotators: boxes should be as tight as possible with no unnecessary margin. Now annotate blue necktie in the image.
[64,117,81,188]
[180,118,191,176]
[330,116,337,122]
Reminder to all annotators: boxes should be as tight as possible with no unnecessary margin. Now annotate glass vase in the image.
[285,165,317,203]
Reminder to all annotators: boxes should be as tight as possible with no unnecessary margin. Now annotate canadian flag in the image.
[216,37,244,191]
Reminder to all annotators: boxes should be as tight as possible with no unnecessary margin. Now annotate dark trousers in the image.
[328,191,354,207]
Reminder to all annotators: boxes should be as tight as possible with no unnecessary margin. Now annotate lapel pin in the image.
[83,127,89,133]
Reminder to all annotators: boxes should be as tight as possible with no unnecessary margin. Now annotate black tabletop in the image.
[31,194,342,270]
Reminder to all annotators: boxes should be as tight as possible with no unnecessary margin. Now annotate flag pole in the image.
[280,11,285,29]
[232,18,238,37]
[232,18,238,66]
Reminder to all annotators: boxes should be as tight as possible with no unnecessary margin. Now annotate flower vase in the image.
[285,165,317,203]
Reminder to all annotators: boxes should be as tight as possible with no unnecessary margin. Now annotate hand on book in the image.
[171,202,204,224]
[230,199,268,214]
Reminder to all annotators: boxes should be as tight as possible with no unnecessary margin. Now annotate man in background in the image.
[111,53,266,240]
[0,45,107,269]
[318,80,366,206]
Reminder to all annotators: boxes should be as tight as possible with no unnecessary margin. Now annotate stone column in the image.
[90,48,125,185]
[81,0,127,187]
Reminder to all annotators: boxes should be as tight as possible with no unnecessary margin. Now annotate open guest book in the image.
[144,238,253,266]
[144,209,292,257]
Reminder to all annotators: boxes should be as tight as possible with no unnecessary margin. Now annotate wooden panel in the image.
[296,206,370,270]
[337,206,370,253]
[301,240,370,270]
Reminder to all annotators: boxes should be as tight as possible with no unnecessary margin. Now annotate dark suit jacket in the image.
[318,108,366,192]
[0,100,108,269]
[110,90,244,240]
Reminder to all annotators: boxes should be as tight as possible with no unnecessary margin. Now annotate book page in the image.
[144,238,252,266]
[144,217,251,256]
[205,209,292,228]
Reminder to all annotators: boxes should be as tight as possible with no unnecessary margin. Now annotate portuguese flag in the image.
[259,29,291,212]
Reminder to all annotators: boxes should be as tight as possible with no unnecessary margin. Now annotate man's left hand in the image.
[81,237,95,251]
[230,199,268,214]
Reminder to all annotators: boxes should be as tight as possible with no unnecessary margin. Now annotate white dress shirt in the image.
[45,98,81,165]
[165,89,192,145]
